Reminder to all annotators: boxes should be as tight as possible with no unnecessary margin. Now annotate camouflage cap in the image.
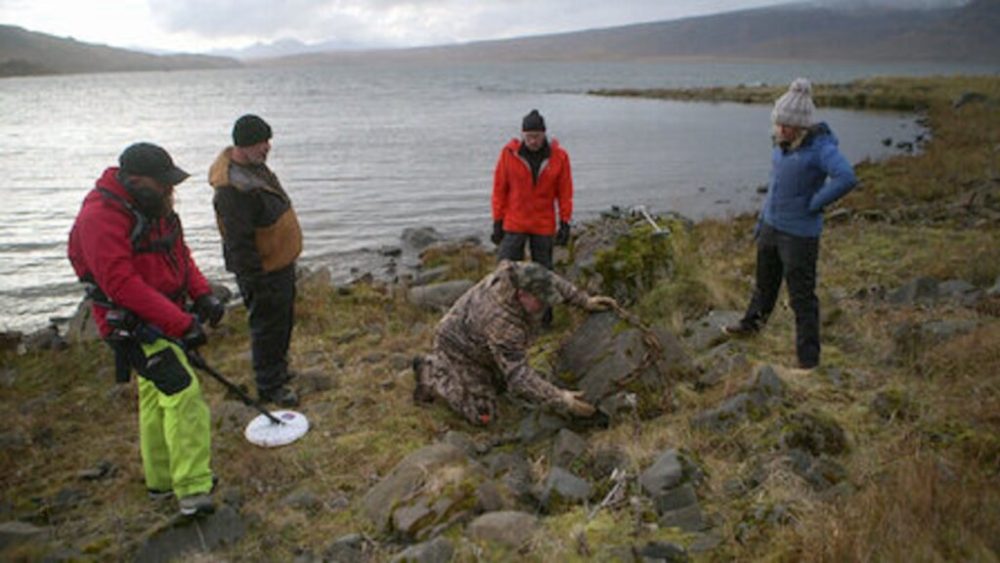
[512,262,562,306]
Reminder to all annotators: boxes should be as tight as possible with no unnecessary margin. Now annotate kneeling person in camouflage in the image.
[413,260,616,425]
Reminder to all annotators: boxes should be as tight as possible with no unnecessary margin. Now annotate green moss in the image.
[592,222,676,305]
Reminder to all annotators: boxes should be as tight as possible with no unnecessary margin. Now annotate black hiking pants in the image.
[741,224,821,368]
[497,232,555,325]
[496,232,554,269]
[238,264,296,392]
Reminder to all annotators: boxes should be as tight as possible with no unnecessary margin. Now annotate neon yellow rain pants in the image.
[137,338,213,498]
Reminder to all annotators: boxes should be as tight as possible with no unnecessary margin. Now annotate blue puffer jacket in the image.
[760,122,858,238]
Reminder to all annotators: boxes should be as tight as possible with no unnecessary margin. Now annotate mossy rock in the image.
[780,411,849,456]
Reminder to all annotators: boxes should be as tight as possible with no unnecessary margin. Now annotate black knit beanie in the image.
[232,114,272,147]
[522,109,546,132]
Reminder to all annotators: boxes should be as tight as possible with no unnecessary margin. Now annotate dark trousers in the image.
[237,264,296,391]
[742,224,821,368]
[497,232,555,325]
[496,232,554,269]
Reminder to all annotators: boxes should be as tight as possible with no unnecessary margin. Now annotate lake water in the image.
[1,58,993,332]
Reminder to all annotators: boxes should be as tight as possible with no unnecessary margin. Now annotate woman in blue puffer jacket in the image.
[725,78,858,369]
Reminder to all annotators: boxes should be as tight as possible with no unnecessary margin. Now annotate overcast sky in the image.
[0,0,969,53]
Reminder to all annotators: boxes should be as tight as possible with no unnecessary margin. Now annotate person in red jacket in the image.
[491,109,574,270]
[68,142,223,516]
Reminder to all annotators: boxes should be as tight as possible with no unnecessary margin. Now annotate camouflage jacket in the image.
[432,261,590,407]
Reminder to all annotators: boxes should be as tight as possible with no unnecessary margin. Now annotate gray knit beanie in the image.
[771,78,815,127]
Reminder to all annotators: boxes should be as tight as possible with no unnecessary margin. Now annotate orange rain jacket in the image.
[491,138,573,236]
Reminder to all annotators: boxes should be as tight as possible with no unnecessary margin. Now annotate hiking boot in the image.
[411,355,435,404]
[147,488,174,501]
[178,493,215,516]
[149,475,216,502]
[722,321,758,338]
[259,385,299,408]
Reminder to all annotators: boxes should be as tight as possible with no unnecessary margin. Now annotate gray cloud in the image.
[144,0,798,48]
[812,0,970,9]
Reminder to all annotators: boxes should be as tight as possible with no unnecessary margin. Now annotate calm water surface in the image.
[3,59,989,331]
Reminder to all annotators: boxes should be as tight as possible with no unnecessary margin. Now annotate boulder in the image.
[324,533,372,563]
[779,411,849,456]
[551,429,588,468]
[559,312,693,420]
[659,503,708,532]
[361,443,484,538]
[887,277,939,305]
[539,467,592,510]
[786,449,848,492]
[517,410,570,444]
[638,540,689,562]
[653,483,698,514]
[482,452,534,501]
[134,505,246,563]
[390,537,454,563]
[466,511,537,549]
[891,319,980,365]
[684,310,743,353]
[411,266,450,287]
[401,227,445,252]
[639,449,684,498]
[407,280,475,311]
[690,365,786,432]
[695,343,751,390]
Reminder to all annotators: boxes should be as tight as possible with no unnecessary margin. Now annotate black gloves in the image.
[194,293,225,328]
[554,221,571,246]
[181,320,208,350]
[491,220,505,245]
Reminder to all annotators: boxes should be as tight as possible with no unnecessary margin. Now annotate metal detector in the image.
[632,205,671,239]
[187,351,309,448]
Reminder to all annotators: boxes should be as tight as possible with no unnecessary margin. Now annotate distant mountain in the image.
[263,0,1000,65]
[0,25,241,78]
[211,37,378,60]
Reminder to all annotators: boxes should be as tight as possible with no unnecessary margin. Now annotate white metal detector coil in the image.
[244,410,310,448]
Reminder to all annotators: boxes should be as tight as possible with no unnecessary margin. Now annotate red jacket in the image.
[492,138,573,235]
[67,167,211,339]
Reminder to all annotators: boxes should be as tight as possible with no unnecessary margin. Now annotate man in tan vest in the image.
[209,114,303,406]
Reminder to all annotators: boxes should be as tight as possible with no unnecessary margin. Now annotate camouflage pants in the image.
[417,346,499,426]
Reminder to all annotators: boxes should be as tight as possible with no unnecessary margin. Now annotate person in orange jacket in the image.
[491,109,574,271]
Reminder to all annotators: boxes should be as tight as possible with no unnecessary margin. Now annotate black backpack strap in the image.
[96,187,148,249]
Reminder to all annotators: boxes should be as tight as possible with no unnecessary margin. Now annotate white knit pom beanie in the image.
[771,78,815,127]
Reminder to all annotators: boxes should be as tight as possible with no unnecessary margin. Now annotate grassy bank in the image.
[1,76,998,561]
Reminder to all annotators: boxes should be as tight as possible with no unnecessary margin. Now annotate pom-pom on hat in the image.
[232,114,273,147]
[771,78,815,128]
[522,109,546,132]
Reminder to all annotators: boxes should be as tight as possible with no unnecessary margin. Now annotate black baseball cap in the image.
[118,142,190,186]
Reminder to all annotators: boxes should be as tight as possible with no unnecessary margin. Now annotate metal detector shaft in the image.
[187,351,284,425]
[637,206,667,235]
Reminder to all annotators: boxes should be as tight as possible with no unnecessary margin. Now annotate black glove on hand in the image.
[194,294,225,328]
[554,221,571,246]
[490,220,505,245]
[181,319,208,350]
